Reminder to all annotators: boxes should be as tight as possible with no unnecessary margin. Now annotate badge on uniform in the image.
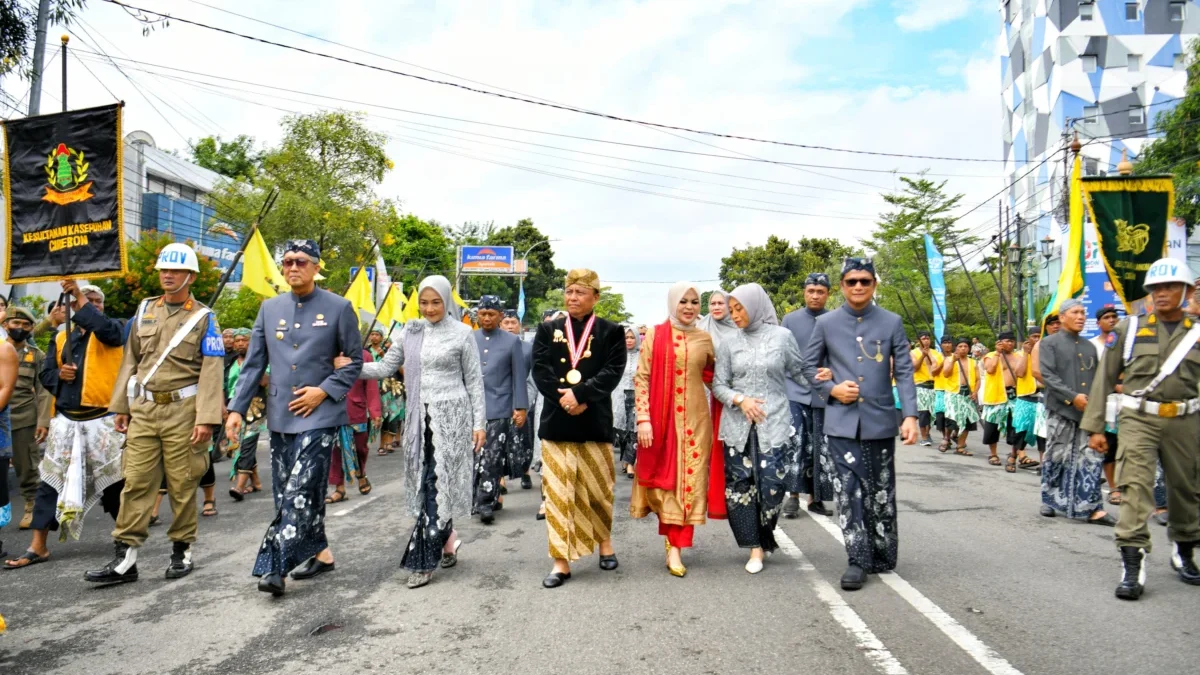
[22,352,34,363]
[1105,331,1117,348]
[312,313,328,327]
[201,317,225,356]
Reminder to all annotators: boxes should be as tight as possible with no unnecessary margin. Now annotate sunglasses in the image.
[843,277,874,287]
[282,258,312,269]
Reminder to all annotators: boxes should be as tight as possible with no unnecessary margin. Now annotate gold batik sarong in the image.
[541,440,614,560]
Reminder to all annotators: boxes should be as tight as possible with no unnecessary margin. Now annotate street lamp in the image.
[1040,235,1054,261]
[1007,241,1022,266]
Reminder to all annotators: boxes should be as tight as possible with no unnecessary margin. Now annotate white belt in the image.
[141,384,199,404]
[1118,394,1200,419]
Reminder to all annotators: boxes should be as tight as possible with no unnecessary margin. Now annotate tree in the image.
[190,134,262,182]
[1136,37,1200,234]
[718,235,861,313]
[0,0,85,78]
[381,212,456,291]
[93,232,221,318]
[533,286,631,324]
[214,286,262,330]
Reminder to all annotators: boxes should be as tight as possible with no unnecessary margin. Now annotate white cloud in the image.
[3,0,1001,322]
[895,0,983,32]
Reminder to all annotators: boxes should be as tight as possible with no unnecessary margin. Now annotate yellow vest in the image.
[54,330,123,409]
[911,348,941,384]
[1015,348,1037,397]
[934,351,956,391]
[981,351,1008,405]
[945,357,977,393]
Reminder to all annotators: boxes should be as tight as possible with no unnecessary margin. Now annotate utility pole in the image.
[27,0,51,116]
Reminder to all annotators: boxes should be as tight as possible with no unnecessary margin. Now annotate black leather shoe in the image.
[1040,505,1056,518]
[1088,512,1117,527]
[500,485,508,495]
[258,572,286,596]
[480,507,495,525]
[165,541,194,579]
[782,495,800,519]
[291,557,335,580]
[808,501,831,516]
[599,554,619,571]
[1171,541,1200,585]
[542,571,571,588]
[84,542,139,584]
[535,511,546,521]
[521,475,533,490]
[840,564,867,591]
[1116,547,1146,600]
[494,501,504,512]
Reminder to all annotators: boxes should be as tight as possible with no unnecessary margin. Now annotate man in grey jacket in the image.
[472,296,528,523]
[226,239,363,596]
[781,272,834,519]
[802,257,918,591]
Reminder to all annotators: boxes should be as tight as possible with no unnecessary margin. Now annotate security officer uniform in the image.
[87,244,225,583]
[6,307,51,528]
[1082,257,1200,599]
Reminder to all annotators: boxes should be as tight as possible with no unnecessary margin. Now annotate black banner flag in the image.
[2,104,126,283]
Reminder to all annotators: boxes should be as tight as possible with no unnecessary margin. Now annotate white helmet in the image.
[156,243,200,272]
[1142,258,1195,291]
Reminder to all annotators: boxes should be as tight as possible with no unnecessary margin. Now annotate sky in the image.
[1,0,1005,323]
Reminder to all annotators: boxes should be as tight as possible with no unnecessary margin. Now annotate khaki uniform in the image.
[1082,312,1200,551]
[9,342,51,503]
[109,295,225,547]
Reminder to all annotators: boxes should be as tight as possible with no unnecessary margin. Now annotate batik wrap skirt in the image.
[403,415,453,573]
[474,418,510,511]
[828,435,899,574]
[725,426,788,552]
[252,428,335,577]
[787,402,834,501]
[945,391,980,429]
[1040,412,1104,520]
[541,440,614,561]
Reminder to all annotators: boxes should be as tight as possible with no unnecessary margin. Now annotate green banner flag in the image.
[1081,175,1173,312]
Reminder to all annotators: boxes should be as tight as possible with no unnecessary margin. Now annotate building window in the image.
[1083,105,1100,124]
[1126,2,1139,20]
[1128,54,1141,73]
[1082,54,1098,73]
[1176,53,1187,70]
[147,174,166,194]
[1084,158,1099,175]
[1170,1,1186,21]
[1080,1,1094,21]
[1130,106,1144,124]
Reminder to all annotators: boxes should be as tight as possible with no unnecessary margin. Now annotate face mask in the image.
[6,328,30,343]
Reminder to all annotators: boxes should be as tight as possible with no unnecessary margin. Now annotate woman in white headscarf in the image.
[356,275,485,589]
[612,325,641,479]
[630,282,716,577]
[712,283,804,574]
[697,289,740,351]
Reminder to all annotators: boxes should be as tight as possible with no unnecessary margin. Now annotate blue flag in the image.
[517,285,526,320]
[924,234,946,340]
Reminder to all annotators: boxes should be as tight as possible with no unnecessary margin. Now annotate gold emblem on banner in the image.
[1114,219,1150,254]
[41,143,94,206]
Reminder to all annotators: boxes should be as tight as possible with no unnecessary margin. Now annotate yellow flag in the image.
[401,289,420,322]
[375,283,405,330]
[1047,154,1086,324]
[451,290,469,309]
[344,267,375,317]
[241,229,287,298]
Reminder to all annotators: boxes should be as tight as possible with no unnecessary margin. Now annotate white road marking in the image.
[774,528,909,675]
[331,494,380,517]
[800,511,1024,675]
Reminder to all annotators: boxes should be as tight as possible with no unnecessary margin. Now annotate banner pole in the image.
[361,282,395,347]
[209,187,279,306]
[60,35,68,112]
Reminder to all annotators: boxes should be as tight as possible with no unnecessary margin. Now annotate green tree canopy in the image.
[718,235,861,313]
[533,286,631,324]
[0,0,85,77]
[94,231,221,318]
[381,212,456,293]
[1136,36,1200,234]
[190,134,263,182]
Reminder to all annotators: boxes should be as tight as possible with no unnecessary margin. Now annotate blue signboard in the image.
[459,245,514,273]
[141,192,242,282]
[349,266,375,284]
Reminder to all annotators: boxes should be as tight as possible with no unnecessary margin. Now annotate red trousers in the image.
[330,431,369,486]
[659,521,694,549]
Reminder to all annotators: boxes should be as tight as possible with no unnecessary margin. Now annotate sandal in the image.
[202,500,218,517]
[988,455,1002,466]
[1005,456,1017,473]
[440,539,463,568]
[326,489,348,504]
[1108,490,1123,506]
[377,447,388,456]
[3,551,50,569]
[229,487,245,502]
[149,515,162,527]
[954,445,973,457]
[358,476,372,496]
[406,571,433,589]
[1016,454,1041,470]
[938,440,951,453]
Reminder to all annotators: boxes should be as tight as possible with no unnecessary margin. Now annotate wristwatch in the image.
[733,394,745,406]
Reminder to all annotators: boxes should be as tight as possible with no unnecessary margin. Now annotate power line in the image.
[103,0,1010,165]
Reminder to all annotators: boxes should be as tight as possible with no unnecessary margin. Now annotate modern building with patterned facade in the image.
[1000,0,1200,300]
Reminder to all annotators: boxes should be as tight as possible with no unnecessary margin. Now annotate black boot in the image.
[479,505,495,525]
[1115,547,1146,600]
[521,475,533,490]
[840,564,867,591]
[84,541,139,584]
[165,541,194,579]
[782,495,800,519]
[1170,541,1200,585]
[258,572,286,596]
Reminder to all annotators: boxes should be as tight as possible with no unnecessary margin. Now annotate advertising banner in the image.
[459,245,514,273]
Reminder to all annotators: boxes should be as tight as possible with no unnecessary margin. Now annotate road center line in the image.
[799,511,1024,675]
[774,528,909,675]
[332,494,380,517]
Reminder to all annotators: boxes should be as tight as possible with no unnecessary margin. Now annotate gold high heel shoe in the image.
[665,540,687,578]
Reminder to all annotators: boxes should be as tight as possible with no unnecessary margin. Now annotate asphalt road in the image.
[2,435,1198,675]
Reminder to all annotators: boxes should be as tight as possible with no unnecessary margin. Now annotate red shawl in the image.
[636,321,678,491]
[707,384,727,520]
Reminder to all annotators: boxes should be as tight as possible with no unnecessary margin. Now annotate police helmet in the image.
[1142,258,1195,291]
[156,243,200,273]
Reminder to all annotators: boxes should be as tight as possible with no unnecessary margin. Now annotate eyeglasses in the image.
[843,277,874,287]
[281,258,311,269]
